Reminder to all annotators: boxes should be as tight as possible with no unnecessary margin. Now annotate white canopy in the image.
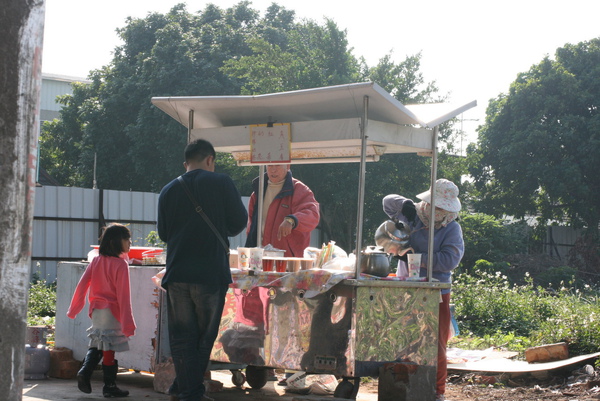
[151,82,476,164]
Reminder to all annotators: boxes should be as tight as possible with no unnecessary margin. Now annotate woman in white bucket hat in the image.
[382,178,464,401]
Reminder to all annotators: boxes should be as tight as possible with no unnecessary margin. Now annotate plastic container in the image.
[142,249,164,265]
[262,257,275,272]
[407,253,422,278]
[249,247,264,271]
[237,247,251,270]
[275,258,287,272]
[91,245,163,261]
[264,249,285,258]
[155,252,167,265]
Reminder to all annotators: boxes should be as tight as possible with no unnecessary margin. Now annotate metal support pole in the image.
[257,165,265,248]
[188,110,194,143]
[354,95,369,278]
[426,126,439,281]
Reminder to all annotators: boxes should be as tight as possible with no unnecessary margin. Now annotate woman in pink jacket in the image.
[67,223,136,398]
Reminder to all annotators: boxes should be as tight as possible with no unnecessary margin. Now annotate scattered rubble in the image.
[441,363,600,400]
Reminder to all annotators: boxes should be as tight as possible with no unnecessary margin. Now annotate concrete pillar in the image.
[0,0,45,399]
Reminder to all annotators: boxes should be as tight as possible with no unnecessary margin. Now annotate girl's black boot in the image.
[102,361,129,398]
[77,347,103,393]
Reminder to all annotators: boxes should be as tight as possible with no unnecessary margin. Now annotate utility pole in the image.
[458,113,479,156]
[0,1,45,399]
[93,152,97,189]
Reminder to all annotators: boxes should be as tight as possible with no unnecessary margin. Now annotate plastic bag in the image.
[87,248,99,262]
[303,247,322,261]
[317,241,348,267]
[322,253,355,271]
[307,374,337,395]
[286,371,307,390]
[151,268,166,291]
[396,260,409,277]
[285,372,337,395]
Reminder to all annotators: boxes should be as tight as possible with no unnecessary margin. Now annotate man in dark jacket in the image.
[158,139,247,401]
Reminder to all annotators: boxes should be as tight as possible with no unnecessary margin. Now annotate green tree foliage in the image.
[468,38,600,240]
[40,83,96,187]
[221,17,361,94]
[40,3,263,191]
[370,52,440,104]
[459,213,530,273]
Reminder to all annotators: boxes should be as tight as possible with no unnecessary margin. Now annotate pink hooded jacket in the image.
[67,254,136,337]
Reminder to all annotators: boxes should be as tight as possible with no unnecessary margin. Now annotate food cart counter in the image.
[174,269,449,396]
[214,271,449,378]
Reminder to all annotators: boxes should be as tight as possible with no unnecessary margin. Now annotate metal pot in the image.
[374,220,411,255]
[359,246,392,277]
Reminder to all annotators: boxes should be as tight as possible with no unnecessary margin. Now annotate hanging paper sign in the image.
[250,123,291,163]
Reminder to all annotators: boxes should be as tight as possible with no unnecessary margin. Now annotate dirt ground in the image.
[356,363,600,401]
[444,369,600,401]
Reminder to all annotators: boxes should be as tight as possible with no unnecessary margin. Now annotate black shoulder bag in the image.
[177,176,230,255]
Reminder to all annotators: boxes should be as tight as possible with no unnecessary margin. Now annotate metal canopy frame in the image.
[152,82,476,280]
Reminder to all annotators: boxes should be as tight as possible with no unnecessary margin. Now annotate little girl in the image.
[67,223,137,398]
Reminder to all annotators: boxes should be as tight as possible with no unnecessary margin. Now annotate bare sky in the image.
[42,0,600,147]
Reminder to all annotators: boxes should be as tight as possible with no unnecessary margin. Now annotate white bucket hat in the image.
[416,179,461,213]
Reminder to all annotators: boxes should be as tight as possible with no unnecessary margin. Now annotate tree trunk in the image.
[0,1,45,399]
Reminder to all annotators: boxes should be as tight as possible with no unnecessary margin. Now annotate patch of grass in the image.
[531,284,600,355]
[449,331,534,354]
[453,270,553,338]
[453,270,600,356]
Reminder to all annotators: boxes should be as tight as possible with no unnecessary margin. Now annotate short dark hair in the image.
[98,223,131,258]
[184,139,216,164]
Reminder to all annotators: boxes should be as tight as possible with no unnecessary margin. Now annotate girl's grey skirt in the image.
[87,308,129,352]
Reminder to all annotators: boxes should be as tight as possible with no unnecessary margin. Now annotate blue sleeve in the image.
[426,222,464,273]
[382,194,412,224]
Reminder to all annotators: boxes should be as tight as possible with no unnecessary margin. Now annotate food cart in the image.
[151,82,475,400]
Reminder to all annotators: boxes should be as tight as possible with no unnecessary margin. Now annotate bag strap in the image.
[177,176,230,254]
